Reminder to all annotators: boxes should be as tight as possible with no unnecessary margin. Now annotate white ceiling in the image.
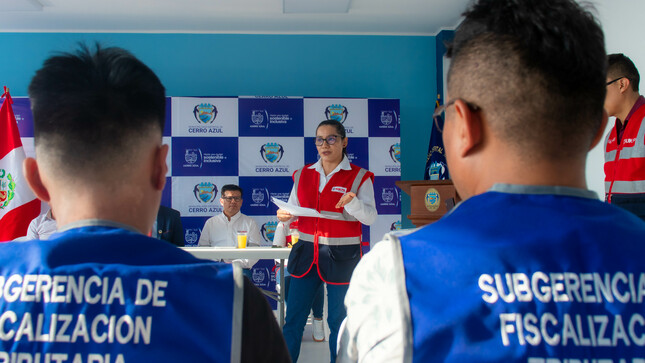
[0,0,468,35]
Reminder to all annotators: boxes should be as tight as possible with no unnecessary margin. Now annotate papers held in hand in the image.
[271,197,344,220]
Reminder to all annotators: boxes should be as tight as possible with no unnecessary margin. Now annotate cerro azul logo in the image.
[325,104,349,123]
[260,143,284,164]
[252,269,266,284]
[0,169,16,210]
[250,109,292,130]
[389,143,401,163]
[184,228,201,246]
[379,110,399,130]
[251,266,275,288]
[193,182,218,203]
[182,147,226,169]
[193,103,218,124]
[251,110,268,127]
[390,220,402,231]
[261,221,278,243]
[189,103,223,134]
[380,187,400,207]
[184,148,202,168]
[189,182,222,214]
[384,143,402,173]
[250,188,270,208]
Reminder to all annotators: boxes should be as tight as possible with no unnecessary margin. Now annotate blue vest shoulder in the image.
[399,192,645,362]
[0,227,237,362]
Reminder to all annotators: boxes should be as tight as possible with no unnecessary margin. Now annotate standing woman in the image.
[277,119,377,362]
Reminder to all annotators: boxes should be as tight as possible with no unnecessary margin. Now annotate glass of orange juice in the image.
[290,230,299,247]
[236,231,248,249]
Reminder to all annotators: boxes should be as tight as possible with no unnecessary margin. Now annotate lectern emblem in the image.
[424,187,440,212]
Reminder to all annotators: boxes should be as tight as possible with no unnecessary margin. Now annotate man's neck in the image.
[48,186,158,236]
[224,211,238,221]
[616,93,642,124]
[463,151,588,200]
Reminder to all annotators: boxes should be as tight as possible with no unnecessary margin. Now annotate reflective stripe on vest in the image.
[604,104,645,197]
[293,164,369,245]
[606,180,645,195]
[298,231,361,246]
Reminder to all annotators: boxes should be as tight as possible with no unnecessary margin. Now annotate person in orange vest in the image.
[277,119,377,362]
[603,53,645,220]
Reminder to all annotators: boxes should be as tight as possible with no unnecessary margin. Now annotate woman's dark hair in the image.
[316,119,347,155]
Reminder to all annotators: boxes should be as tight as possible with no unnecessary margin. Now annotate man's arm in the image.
[170,209,185,247]
[25,217,40,240]
[337,234,412,363]
[241,277,291,362]
[343,178,377,226]
[198,218,212,246]
[248,218,264,247]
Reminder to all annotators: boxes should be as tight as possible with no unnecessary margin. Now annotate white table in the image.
[181,246,291,327]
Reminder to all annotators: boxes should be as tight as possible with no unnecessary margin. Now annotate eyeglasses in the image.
[433,99,481,133]
[222,196,242,202]
[606,77,624,86]
[315,135,341,146]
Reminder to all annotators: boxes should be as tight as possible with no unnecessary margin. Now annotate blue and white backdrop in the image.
[13,96,402,247]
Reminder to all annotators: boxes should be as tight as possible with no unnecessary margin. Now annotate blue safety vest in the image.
[399,188,645,362]
[0,225,240,362]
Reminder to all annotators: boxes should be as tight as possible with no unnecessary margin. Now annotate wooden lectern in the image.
[396,180,460,227]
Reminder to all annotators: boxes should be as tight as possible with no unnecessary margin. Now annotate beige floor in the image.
[297,316,331,363]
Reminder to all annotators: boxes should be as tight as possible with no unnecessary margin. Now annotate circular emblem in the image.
[424,187,441,212]
[0,169,16,210]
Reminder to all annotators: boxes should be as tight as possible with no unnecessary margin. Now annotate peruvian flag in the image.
[0,87,40,241]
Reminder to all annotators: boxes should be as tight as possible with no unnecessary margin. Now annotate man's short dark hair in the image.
[28,44,166,176]
[221,184,243,197]
[446,0,606,160]
[608,53,640,92]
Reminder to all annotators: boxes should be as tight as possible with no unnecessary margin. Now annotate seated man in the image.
[153,205,184,246]
[25,206,57,240]
[338,0,645,362]
[0,45,289,362]
[199,184,264,268]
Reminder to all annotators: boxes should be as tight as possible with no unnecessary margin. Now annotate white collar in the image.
[309,155,351,175]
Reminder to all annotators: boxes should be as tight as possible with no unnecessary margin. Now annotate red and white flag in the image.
[0,87,40,241]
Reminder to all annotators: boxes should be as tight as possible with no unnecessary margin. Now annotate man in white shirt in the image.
[26,207,57,240]
[199,184,264,268]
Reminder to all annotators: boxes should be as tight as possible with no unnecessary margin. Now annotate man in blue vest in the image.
[0,45,289,362]
[338,0,645,362]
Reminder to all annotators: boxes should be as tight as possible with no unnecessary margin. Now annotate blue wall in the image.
[0,33,437,228]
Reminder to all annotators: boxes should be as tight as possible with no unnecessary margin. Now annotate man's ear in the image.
[152,144,169,191]
[590,110,610,151]
[452,99,483,158]
[23,157,51,202]
[618,78,631,95]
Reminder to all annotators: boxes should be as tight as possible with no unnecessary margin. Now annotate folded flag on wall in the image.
[424,94,450,180]
[0,87,40,241]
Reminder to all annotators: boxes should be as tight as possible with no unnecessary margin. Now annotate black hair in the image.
[221,184,243,197]
[608,53,640,92]
[28,43,166,174]
[446,0,606,159]
[316,119,347,155]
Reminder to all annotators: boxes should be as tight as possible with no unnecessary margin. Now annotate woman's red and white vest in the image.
[288,163,373,284]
